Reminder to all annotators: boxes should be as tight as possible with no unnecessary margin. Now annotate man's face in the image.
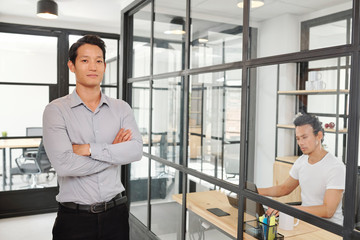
[68,43,106,88]
[295,124,321,155]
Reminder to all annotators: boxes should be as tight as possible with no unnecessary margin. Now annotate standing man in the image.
[43,35,143,240]
[258,114,345,225]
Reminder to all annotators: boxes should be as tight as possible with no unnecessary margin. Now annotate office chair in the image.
[10,140,53,188]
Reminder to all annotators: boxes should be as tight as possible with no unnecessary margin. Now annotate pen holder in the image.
[258,221,277,240]
[244,220,284,240]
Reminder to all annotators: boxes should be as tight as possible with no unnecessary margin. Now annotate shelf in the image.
[278,89,349,95]
[276,156,299,164]
[277,124,347,133]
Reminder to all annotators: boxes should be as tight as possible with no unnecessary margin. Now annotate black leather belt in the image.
[60,194,127,214]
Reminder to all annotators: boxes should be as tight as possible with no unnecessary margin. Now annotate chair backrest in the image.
[35,140,52,172]
[26,127,43,137]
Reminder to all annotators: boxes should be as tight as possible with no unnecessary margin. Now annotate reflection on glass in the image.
[154,0,185,74]
[191,0,243,68]
[150,162,182,239]
[188,70,241,183]
[185,176,234,239]
[0,32,57,84]
[69,35,118,85]
[132,3,152,78]
[249,0,352,58]
[152,77,182,163]
[129,156,149,226]
[132,81,150,153]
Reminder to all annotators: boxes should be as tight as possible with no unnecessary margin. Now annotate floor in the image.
[0,212,56,240]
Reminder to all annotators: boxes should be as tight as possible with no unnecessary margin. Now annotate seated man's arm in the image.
[258,176,299,197]
[295,189,343,218]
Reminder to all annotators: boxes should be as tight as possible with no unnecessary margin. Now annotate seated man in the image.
[258,114,345,225]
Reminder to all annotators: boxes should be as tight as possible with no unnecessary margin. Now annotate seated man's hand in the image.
[113,128,132,144]
[265,207,279,217]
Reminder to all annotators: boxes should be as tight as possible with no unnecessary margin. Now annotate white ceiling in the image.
[0,0,352,35]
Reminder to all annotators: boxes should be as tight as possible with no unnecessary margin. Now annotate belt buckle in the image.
[90,202,107,213]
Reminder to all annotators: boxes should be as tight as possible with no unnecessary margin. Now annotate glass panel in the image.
[190,0,243,68]
[129,156,149,226]
[250,58,349,225]
[151,77,182,163]
[185,177,234,239]
[150,162,182,239]
[153,0,186,74]
[132,81,150,153]
[132,3,152,78]
[0,85,49,137]
[101,87,117,99]
[0,85,58,191]
[243,198,342,239]
[0,32,57,84]
[188,70,241,183]
[69,35,118,85]
[249,0,352,58]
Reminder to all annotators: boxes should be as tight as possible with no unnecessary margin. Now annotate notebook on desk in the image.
[227,181,265,217]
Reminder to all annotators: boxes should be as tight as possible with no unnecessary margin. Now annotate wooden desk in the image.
[173,191,341,239]
[0,138,41,189]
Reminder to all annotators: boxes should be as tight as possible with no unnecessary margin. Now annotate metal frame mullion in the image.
[147,0,155,231]
[180,0,191,239]
[238,0,250,239]
[343,1,360,239]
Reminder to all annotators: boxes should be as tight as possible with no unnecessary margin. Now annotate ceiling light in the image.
[198,38,208,43]
[164,17,185,35]
[37,0,58,19]
[164,29,186,35]
[237,0,264,8]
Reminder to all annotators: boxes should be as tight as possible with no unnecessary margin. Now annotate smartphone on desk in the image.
[207,208,230,217]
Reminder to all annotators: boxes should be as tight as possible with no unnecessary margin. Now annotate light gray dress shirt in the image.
[43,90,143,204]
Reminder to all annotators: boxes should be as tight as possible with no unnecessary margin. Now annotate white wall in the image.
[254,14,299,187]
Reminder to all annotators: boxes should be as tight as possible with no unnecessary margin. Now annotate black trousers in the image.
[53,203,129,240]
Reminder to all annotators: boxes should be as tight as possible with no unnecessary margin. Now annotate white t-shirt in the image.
[289,153,345,225]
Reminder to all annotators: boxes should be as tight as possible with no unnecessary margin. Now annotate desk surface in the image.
[0,138,41,149]
[172,191,341,240]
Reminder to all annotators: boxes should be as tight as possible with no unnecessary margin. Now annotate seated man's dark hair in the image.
[68,35,106,64]
[293,113,325,142]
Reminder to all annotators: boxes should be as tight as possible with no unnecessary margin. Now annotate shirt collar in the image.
[70,89,109,109]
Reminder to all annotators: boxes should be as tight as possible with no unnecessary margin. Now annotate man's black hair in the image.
[68,35,106,64]
[293,113,325,142]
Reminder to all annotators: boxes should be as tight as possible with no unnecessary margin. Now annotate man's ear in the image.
[68,60,75,73]
[317,130,324,142]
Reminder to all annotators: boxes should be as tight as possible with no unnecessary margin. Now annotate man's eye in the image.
[82,60,88,63]
[97,60,103,63]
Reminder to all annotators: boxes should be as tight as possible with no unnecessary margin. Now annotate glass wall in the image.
[0,33,57,191]
[188,70,241,183]
[123,0,359,239]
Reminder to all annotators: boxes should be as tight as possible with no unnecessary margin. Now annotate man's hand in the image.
[72,144,91,156]
[265,207,279,217]
[113,128,132,144]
